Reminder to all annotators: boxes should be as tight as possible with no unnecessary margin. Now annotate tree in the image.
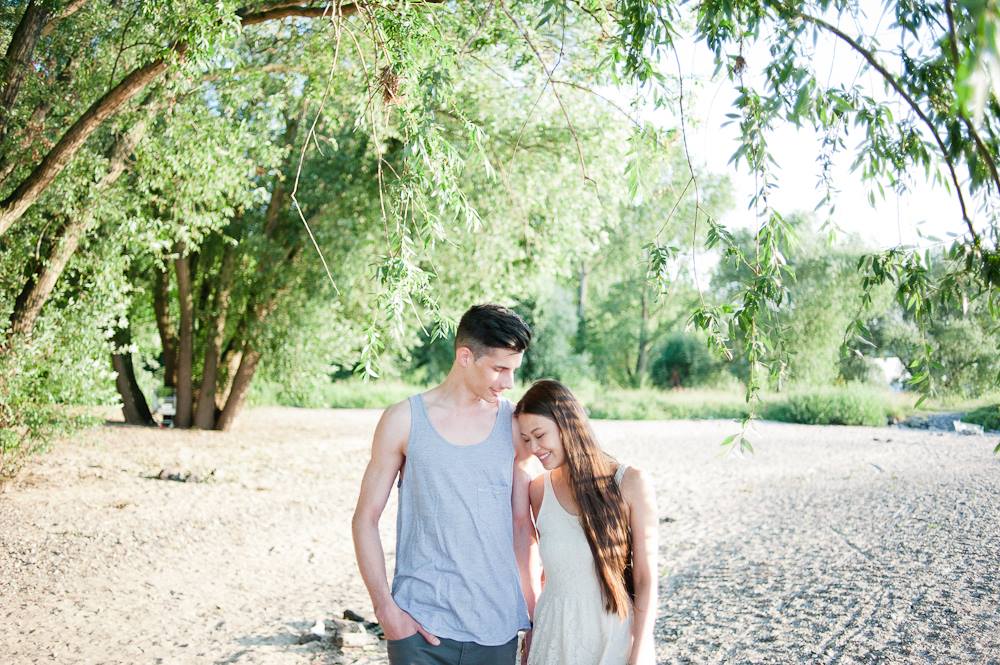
[2,0,998,446]
[584,145,732,387]
[618,0,1000,419]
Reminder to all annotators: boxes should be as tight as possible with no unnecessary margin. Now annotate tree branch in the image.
[944,0,1000,197]
[40,0,90,37]
[0,54,172,237]
[239,3,357,25]
[799,11,979,243]
[0,2,357,238]
[0,1,54,143]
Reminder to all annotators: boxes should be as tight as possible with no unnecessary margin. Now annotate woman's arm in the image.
[520,474,546,665]
[513,417,543,619]
[624,467,659,665]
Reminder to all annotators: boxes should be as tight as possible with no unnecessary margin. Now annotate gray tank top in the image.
[391,394,530,645]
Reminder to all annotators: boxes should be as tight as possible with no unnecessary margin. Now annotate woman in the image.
[515,379,658,665]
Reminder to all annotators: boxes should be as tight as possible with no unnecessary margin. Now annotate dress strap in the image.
[538,471,554,520]
[543,470,554,498]
[613,464,628,486]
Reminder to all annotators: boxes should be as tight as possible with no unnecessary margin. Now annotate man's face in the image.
[461,346,524,403]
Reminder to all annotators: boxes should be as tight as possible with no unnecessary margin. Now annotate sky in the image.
[657,5,971,250]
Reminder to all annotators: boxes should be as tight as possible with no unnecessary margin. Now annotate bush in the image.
[963,404,1000,432]
[0,309,119,481]
[762,386,895,426]
[650,331,727,389]
[516,285,592,384]
[249,378,423,409]
[577,385,750,420]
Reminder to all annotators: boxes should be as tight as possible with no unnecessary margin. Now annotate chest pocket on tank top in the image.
[476,484,508,516]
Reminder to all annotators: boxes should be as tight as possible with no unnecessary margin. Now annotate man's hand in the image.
[377,602,440,645]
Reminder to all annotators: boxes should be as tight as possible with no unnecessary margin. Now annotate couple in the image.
[352,304,658,665]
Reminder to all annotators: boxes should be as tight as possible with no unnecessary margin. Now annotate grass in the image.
[249,378,419,409]
[760,385,904,427]
[251,379,905,425]
[249,377,1000,432]
[579,386,751,421]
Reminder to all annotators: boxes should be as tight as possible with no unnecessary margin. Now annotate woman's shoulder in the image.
[618,465,654,504]
[529,472,547,512]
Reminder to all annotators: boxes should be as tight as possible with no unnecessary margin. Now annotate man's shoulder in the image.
[382,396,413,422]
[374,398,413,446]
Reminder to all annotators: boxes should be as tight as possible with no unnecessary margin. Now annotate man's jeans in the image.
[386,633,518,665]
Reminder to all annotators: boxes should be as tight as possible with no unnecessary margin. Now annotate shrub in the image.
[582,387,750,420]
[762,386,893,426]
[650,331,727,388]
[249,378,423,409]
[963,404,1000,432]
[0,310,118,481]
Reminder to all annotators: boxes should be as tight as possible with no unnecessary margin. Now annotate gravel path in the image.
[1,407,998,664]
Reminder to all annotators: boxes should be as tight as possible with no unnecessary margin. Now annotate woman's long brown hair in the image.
[515,379,632,618]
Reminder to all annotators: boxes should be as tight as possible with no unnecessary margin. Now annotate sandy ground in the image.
[1,407,999,665]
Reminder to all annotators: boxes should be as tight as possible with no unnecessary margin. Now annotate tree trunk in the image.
[194,246,236,429]
[0,0,53,146]
[7,215,86,339]
[3,108,154,342]
[575,262,588,351]
[215,346,260,431]
[634,283,650,387]
[0,55,80,187]
[0,55,172,236]
[152,266,178,388]
[0,5,345,238]
[174,248,194,428]
[111,325,154,426]
[218,346,244,408]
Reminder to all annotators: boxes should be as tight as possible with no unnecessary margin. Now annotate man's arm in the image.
[512,417,542,618]
[351,400,439,644]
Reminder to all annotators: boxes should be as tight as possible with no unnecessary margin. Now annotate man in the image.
[352,304,539,665]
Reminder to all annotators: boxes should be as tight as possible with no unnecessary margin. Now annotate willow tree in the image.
[97,4,640,429]
[2,0,998,444]
[606,0,999,448]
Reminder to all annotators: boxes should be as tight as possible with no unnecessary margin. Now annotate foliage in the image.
[584,386,751,420]
[649,330,729,388]
[760,385,899,427]
[853,246,1000,398]
[583,146,732,388]
[0,0,998,457]
[963,404,1000,433]
[517,283,592,384]
[612,0,1000,437]
[0,340,108,480]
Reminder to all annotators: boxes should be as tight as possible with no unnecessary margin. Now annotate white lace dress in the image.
[528,467,632,665]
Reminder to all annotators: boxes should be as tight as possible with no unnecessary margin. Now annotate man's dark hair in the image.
[455,304,532,358]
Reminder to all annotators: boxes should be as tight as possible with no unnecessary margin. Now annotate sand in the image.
[1,407,998,664]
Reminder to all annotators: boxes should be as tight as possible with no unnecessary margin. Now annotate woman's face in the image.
[517,413,565,470]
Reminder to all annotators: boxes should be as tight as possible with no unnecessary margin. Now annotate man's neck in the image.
[432,369,492,410]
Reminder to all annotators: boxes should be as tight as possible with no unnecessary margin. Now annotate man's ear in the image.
[456,345,473,367]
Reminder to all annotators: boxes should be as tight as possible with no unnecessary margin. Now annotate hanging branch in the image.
[798,11,980,244]
[943,0,1000,198]
[500,0,591,183]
